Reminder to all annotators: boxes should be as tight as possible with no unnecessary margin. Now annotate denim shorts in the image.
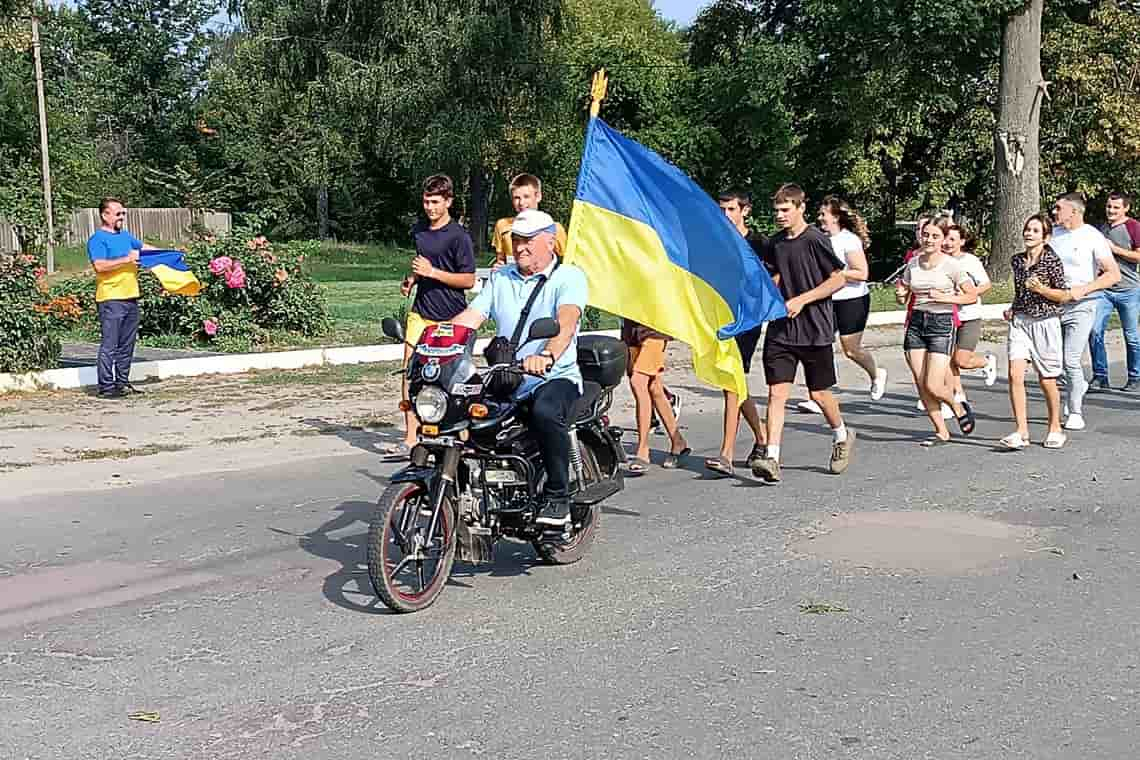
[904,310,956,355]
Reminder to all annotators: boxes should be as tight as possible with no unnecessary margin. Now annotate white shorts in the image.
[1008,314,1062,378]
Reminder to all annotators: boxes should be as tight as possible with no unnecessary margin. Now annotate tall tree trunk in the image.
[991,0,1045,282]
[316,183,330,240]
[468,165,491,255]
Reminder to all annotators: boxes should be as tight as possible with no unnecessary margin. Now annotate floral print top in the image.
[1011,245,1067,319]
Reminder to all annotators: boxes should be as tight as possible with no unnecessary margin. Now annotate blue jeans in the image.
[96,298,140,393]
[1089,289,1140,382]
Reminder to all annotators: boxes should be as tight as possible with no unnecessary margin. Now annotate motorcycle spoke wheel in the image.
[368,483,456,613]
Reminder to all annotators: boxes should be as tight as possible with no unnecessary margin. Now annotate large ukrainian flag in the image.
[140,250,202,296]
[563,117,786,398]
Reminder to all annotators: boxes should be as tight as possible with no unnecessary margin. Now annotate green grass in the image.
[304,241,416,283]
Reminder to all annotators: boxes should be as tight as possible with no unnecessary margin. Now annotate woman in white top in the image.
[943,224,997,403]
[895,217,979,445]
[819,196,888,398]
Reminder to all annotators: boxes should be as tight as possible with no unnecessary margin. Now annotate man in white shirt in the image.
[1049,193,1121,430]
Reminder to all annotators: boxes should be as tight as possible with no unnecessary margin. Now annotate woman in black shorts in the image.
[895,217,979,445]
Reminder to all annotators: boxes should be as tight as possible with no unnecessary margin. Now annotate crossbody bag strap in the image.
[508,260,560,352]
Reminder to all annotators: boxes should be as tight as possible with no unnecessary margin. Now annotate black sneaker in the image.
[98,387,126,399]
[536,498,571,527]
[1088,377,1110,393]
[1121,379,1140,393]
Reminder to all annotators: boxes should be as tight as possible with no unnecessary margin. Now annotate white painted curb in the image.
[0,306,1013,393]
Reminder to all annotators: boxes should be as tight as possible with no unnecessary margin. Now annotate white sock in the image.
[832,425,848,444]
[767,444,781,462]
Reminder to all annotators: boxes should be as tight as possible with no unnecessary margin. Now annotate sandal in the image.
[1043,431,1067,449]
[704,455,733,476]
[382,442,412,459]
[626,457,651,476]
[956,402,976,436]
[662,447,691,470]
[920,436,950,448]
[999,432,1030,450]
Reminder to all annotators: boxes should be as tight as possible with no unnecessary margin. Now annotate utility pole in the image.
[30,13,55,273]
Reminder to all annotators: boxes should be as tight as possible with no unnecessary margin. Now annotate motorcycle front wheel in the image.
[367,482,456,613]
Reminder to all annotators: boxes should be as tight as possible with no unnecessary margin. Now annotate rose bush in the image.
[52,227,330,355]
[0,253,66,373]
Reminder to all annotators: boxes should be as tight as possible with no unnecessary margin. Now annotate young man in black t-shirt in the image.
[751,184,855,483]
[387,174,476,456]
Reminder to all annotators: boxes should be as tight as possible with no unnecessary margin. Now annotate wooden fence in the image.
[0,208,232,252]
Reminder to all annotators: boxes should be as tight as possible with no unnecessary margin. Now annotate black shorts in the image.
[833,294,871,336]
[904,310,956,355]
[763,338,837,392]
[735,325,764,374]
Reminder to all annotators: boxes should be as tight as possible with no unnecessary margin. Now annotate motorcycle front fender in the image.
[388,465,438,487]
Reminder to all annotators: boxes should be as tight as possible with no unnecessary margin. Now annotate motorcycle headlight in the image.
[414,385,448,424]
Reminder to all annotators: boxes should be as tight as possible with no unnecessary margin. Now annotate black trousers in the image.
[530,379,581,501]
[96,298,140,392]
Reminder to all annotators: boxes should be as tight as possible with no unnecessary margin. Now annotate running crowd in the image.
[361,173,1140,477]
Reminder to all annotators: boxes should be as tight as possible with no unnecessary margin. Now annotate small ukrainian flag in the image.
[139,250,202,296]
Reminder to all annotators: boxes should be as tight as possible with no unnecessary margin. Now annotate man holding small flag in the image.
[87,197,201,398]
[562,70,786,467]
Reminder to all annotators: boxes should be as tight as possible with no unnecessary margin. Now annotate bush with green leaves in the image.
[52,228,330,354]
[0,253,62,373]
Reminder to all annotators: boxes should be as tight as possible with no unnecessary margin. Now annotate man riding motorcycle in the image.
[452,209,588,531]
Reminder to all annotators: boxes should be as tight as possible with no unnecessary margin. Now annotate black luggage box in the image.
[578,334,628,388]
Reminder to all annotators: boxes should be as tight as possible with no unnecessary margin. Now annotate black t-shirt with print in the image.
[761,226,844,346]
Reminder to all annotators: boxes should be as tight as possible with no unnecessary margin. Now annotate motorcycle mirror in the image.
[381,317,405,343]
[526,317,560,342]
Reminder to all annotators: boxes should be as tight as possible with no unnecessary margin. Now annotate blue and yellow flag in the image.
[140,250,202,296]
[563,117,786,398]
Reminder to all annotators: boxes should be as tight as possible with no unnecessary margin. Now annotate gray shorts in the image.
[1008,314,1062,378]
[956,319,982,352]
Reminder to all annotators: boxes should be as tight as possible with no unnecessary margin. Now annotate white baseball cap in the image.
[510,209,557,238]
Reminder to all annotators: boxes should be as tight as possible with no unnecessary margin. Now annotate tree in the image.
[992,0,1045,281]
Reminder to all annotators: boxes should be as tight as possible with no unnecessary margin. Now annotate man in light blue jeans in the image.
[1088,192,1140,392]
[1050,193,1120,431]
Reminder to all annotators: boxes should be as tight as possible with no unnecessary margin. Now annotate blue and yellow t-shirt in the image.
[87,229,142,302]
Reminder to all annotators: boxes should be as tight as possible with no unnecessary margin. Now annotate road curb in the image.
[0,305,1013,392]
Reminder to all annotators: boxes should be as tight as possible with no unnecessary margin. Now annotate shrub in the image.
[0,253,64,373]
[52,227,330,352]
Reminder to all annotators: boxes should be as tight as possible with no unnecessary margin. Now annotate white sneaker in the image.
[941,403,954,420]
[798,399,823,414]
[1064,413,1086,431]
[870,368,888,401]
[983,354,998,386]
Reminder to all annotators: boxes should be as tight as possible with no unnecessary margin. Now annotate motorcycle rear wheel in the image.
[533,444,602,565]
[368,482,456,613]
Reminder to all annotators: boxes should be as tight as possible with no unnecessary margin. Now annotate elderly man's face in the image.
[512,231,553,272]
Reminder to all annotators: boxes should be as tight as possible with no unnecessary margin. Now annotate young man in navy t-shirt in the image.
[388,174,476,456]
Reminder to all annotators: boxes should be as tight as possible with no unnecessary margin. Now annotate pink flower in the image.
[274,268,289,285]
[224,263,246,289]
[203,318,218,336]
[33,266,47,279]
[208,256,233,275]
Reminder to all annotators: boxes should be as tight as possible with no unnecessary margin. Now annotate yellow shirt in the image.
[492,217,567,263]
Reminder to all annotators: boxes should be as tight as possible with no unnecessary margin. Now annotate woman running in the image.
[1000,215,1069,449]
[798,198,887,414]
[895,216,977,446]
[944,224,998,403]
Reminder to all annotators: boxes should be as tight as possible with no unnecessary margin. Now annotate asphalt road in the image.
[3,369,1139,759]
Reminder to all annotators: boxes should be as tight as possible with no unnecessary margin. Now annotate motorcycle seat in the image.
[571,381,604,423]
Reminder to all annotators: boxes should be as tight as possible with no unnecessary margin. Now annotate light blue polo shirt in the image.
[469,258,588,397]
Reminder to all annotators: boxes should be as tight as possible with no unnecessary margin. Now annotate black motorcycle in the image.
[368,316,629,613]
